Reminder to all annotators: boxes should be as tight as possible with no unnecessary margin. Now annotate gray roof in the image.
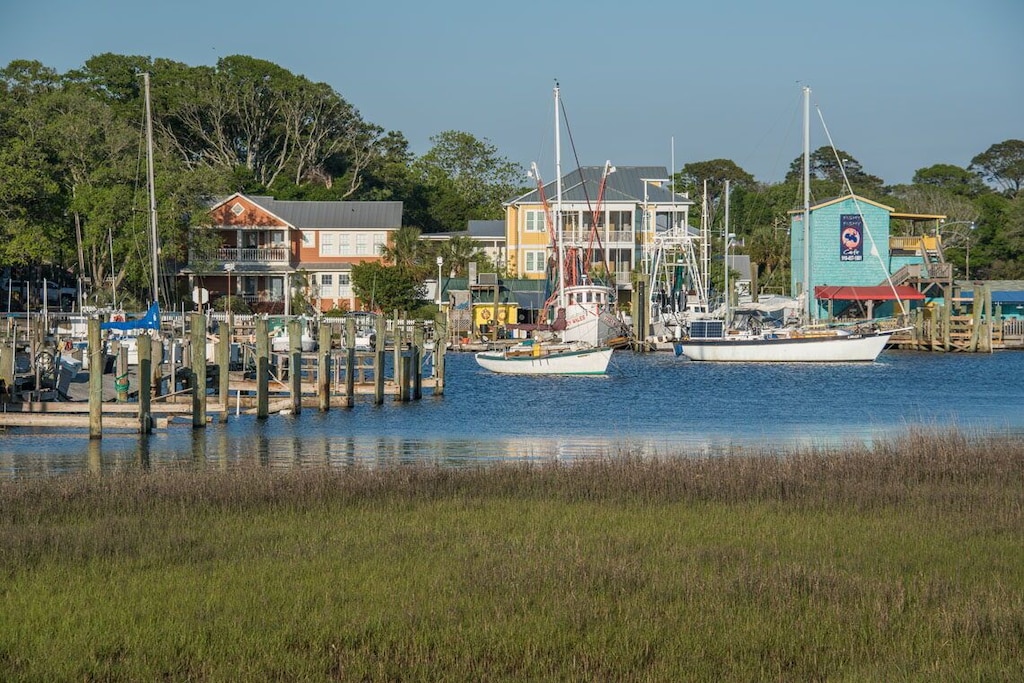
[244,196,402,229]
[507,166,694,206]
[423,220,506,242]
[467,220,506,239]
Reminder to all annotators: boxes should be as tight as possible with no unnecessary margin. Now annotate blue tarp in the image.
[100,302,161,331]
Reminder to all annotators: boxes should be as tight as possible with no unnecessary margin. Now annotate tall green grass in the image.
[2,428,1022,680]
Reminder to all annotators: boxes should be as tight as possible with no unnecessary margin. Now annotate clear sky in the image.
[2,0,1021,186]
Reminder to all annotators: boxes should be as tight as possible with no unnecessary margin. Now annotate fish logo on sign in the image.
[839,214,863,262]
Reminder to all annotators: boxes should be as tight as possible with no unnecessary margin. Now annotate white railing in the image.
[216,247,290,263]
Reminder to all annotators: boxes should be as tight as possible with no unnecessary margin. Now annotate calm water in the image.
[3,350,1023,478]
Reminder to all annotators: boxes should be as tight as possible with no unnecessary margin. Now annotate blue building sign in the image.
[840,214,863,262]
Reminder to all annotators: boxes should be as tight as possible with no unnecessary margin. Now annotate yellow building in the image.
[503,165,695,301]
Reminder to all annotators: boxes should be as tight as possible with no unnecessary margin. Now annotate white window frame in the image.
[525,209,546,233]
[355,234,368,255]
[319,233,335,256]
[524,250,546,274]
[338,233,350,255]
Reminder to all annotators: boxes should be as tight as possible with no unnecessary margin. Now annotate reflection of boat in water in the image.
[475,339,612,376]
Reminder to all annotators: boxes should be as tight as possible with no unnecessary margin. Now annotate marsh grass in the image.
[2,428,1023,680]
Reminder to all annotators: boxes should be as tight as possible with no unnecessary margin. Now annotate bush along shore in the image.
[2,428,1023,681]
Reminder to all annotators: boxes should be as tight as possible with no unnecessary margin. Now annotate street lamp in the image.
[225,262,236,317]
[436,256,444,306]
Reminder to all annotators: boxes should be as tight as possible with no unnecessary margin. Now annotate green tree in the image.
[675,159,757,194]
[380,226,428,277]
[970,140,1024,196]
[912,163,987,197]
[413,131,524,232]
[785,147,885,198]
[436,235,489,277]
[350,261,424,314]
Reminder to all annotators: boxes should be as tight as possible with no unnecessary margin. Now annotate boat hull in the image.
[677,332,891,362]
[475,347,612,375]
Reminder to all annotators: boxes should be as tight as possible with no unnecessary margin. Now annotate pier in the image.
[0,311,446,436]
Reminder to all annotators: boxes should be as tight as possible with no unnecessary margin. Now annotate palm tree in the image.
[380,226,427,277]
[438,235,488,277]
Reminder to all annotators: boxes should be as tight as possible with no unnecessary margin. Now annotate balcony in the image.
[217,247,290,263]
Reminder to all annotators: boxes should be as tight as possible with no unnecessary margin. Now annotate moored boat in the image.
[675,319,891,362]
[475,340,612,375]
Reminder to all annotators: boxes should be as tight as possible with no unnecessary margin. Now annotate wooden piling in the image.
[89,318,102,439]
[116,343,129,402]
[218,321,230,423]
[319,322,332,412]
[151,338,163,397]
[434,310,446,396]
[345,317,356,408]
[256,317,269,419]
[191,312,207,428]
[288,319,302,415]
[374,314,386,405]
[138,333,152,434]
[413,322,423,400]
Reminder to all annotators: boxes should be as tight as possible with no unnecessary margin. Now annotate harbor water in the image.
[2,350,1023,478]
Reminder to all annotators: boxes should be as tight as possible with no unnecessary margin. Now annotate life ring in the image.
[62,339,73,352]
[110,312,126,323]
[480,309,491,321]
[498,310,507,322]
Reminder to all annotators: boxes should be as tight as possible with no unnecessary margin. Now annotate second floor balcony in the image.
[217,246,290,263]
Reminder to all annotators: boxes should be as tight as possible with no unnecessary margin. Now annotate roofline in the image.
[787,193,896,214]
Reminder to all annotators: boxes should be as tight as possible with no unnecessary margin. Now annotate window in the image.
[338,234,350,255]
[525,210,546,233]
[270,231,285,246]
[302,231,314,247]
[339,273,352,295]
[524,250,546,273]
[355,234,368,255]
[373,233,386,255]
[320,233,335,256]
[320,273,334,296]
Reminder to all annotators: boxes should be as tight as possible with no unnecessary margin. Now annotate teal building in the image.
[790,194,931,320]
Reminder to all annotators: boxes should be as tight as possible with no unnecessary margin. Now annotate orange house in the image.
[188,193,401,314]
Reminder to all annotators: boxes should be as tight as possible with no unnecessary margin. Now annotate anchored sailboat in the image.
[676,86,893,362]
[475,83,613,375]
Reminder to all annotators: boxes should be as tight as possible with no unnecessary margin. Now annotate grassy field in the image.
[1,428,1022,681]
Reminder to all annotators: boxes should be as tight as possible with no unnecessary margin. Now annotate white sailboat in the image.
[676,86,893,363]
[476,83,613,376]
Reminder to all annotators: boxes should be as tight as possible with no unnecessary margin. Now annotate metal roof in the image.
[245,196,402,229]
[467,220,506,239]
[507,166,694,206]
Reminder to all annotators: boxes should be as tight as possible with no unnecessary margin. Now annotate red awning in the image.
[814,285,925,301]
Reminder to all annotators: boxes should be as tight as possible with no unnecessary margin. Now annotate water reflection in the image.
[2,350,1023,479]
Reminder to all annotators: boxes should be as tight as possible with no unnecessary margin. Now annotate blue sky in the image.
[2,0,1021,186]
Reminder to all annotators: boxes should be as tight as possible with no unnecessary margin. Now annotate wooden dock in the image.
[0,311,447,436]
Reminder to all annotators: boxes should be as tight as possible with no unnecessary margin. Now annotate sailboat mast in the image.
[802,85,811,324]
[143,72,160,306]
[554,82,565,310]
